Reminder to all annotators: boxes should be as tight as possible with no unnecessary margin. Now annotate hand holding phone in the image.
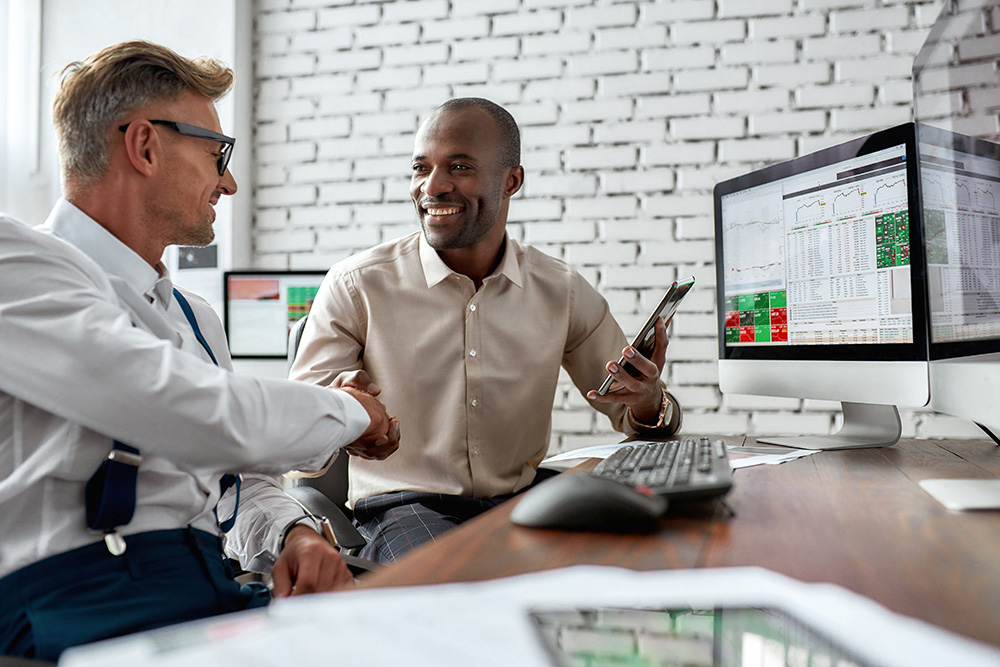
[596,276,695,396]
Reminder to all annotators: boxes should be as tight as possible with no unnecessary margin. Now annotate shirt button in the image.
[471,398,479,407]
[469,349,477,357]
[469,304,477,312]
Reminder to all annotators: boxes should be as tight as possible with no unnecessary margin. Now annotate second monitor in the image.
[714,123,929,449]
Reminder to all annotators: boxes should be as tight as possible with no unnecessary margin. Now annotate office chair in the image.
[286,315,379,575]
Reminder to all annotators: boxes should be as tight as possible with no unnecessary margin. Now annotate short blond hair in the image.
[53,40,234,184]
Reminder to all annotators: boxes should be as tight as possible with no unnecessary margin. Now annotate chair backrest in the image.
[287,314,351,510]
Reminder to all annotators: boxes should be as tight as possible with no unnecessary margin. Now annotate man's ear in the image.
[120,121,159,177]
[503,165,524,199]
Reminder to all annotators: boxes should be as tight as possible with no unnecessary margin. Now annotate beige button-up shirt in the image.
[292,231,675,505]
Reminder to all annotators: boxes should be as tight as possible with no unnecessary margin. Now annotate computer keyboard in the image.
[590,437,733,501]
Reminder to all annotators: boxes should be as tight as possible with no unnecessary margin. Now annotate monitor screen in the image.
[919,126,1000,354]
[223,271,326,359]
[714,123,929,449]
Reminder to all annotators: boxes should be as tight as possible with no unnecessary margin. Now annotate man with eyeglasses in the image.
[0,40,398,661]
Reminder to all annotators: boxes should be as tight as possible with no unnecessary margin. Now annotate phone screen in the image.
[597,276,695,395]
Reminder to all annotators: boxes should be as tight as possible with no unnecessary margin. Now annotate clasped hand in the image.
[586,317,669,424]
[333,370,400,461]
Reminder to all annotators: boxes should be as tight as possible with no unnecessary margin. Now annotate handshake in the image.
[332,370,399,461]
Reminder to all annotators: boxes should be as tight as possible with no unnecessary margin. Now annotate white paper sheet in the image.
[60,566,1000,667]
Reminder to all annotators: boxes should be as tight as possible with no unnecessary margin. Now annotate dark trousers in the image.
[353,468,560,564]
[0,527,269,662]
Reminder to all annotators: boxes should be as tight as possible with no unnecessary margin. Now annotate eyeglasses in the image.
[118,119,235,176]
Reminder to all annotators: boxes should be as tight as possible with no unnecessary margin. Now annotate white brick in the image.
[719,0,794,18]
[887,28,932,54]
[750,15,827,40]
[673,116,745,140]
[644,46,715,71]
[316,49,381,73]
[384,86,452,112]
[316,4,380,27]
[566,4,638,29]
[382,0,449,22]
[566,146,638,170]
[836,55,914,82]
[564,241,638,266]
[258,9,316,34]
[796,83,874,108]
[917,414,989,439]
[521,125,591,149]
[881,79,916,104]
[596,25,667,51]
[354,111,417,136]
[600,73,673,98]
[672,19,746,45]
[718,137,796,162]
[290,73,352,97]
[604,219,673,242]
[255,208,288,231]
[602,169,675,194]
[671,386,721,411]
[424,62,489,85]
[561,98,633,123]
[594,120,666,144]
[257,184,317,208]
[604,265,677,289]
[523,221,597,243]
[757,62,830,87]
[288,116,351,141]
[716,88,790,113]
[452,0,519,16]
[523,78,596,102]
[383,43,449,67]
[565,196,639,220]
[675,67,748,92]
[676,217,715,240]
[723,394,801,411]
[354,203,414,225]
[318,92,382,116]
[506,101,561,126]
[803,34,883,61]
[422,17,490,41]
[257,229,317,253]
[508,200,564,222]
[523,32,592,56]
[722,40,796,65]
[750,110,827,135]
[665,337,717,362]
[355,23,420,47]
[644,142,716,166]
[670,360,719,385]
[642,1,715,23]
[452,37,518,62]
[524,173,598,197]
[493,10,563,36]
[256,164,287,187]
[317,226,381,250]
[494,58,564,82]
[568,51,638,77]
[258,142,317,165]
[832,6,910,33]
[636,94,711,118]
[257,54,317,78]
[290,29,352,53]
[831,105,912,132]
[646,195,713,218]
[318,181,382,204]
[288,161,350,184]
[641,239,715,264]
[355,156,405,179]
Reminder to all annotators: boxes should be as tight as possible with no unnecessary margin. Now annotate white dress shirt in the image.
[0,200,370,579]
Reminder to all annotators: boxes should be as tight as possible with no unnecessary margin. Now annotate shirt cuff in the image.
[626,387,682,436]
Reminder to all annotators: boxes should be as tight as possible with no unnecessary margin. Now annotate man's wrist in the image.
[279,516,322,551]
[627,387,673,431]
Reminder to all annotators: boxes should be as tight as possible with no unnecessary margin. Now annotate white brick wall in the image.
[252,0,988,449]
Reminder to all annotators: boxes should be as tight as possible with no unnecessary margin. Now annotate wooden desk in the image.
[360,437,1000,649]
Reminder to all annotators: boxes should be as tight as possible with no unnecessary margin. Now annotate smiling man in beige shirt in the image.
[290,98,682,563]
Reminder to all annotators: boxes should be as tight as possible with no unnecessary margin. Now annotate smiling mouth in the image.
[424,206,463,216]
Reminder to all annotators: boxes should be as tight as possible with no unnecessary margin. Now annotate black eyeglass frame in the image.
[118,119,235,176]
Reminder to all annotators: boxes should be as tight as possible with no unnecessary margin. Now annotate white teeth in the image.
[426,208,461,215]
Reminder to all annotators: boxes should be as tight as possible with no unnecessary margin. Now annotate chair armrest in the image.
[285,486,367,551]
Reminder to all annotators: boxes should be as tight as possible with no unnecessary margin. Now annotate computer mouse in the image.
[510,473,668,532]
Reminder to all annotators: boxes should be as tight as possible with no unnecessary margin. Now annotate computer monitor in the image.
[918,125,1000,439]
[223,270,326,359]
[714,123,929,449]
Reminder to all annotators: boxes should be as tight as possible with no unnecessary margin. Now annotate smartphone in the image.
[596,276,695,396]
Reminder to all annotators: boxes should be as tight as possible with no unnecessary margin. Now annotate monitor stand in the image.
[756,402,901,450]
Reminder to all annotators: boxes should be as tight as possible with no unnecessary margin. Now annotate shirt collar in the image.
[41,198,167,306]
[417,232,523,289]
